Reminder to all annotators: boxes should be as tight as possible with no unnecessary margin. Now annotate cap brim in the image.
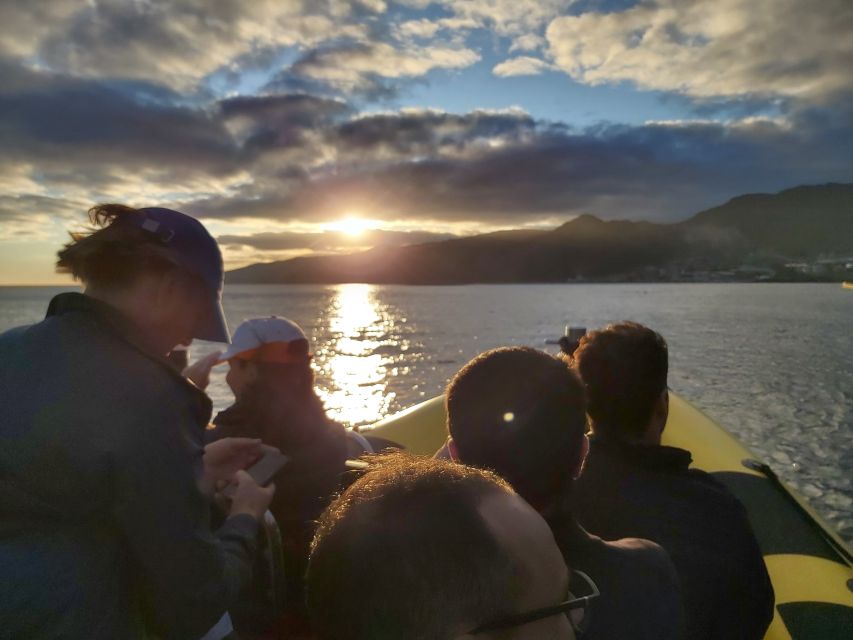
[193,296,230,343]
[217,343,243,362]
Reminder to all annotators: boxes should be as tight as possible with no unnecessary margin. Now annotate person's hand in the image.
[202,438,265,492]
[228,470,275,520]
[183,350,223,390]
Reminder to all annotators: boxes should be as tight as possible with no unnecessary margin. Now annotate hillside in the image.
[682,183,853,257]
[227,183,853,284]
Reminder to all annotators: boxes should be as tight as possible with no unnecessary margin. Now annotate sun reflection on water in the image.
[316,284,396,426]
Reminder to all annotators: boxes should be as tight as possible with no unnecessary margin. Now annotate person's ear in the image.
[447,437,460,461]
[572,434,590,479]
[655,389,669,435]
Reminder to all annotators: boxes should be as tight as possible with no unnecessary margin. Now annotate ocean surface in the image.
[2,283,852,542]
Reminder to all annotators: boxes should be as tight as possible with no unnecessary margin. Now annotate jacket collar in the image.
[47,292,162,358]
[588,434,693,472]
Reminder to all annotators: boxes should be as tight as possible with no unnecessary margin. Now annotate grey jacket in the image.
[0,293,258,639]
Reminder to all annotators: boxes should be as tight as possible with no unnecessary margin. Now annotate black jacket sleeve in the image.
[111,399,259,640]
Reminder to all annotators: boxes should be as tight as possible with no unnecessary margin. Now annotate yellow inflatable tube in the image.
[362,392,853,639]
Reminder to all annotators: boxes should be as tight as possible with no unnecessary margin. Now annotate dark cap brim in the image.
[193,296,230,343]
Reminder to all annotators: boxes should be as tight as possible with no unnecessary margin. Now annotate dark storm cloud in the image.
[187,105,853,223]
[331,109,539,154]
[219,94,349,127]
[0,60,238,180]
[218,229,457,251]
[218,93,351,154]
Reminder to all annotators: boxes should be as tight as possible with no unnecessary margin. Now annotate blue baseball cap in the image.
[130,207,230,343]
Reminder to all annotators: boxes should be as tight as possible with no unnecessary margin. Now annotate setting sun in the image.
[330,217,374,237]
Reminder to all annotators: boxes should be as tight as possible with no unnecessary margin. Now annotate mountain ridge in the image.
[227,183,853,284]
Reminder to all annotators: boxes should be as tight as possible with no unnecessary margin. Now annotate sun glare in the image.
[332,216,373,237]
[316,284,394,426]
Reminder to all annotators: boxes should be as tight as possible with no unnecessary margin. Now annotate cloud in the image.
[0,61,238,178]
[0,1,373,90]
[0,30,850,240]
[493,57,553,77]
[0,0,79,58]
[0,194,85,240]
[267,40,480,99]
[331,107,536,156]
[218,93,350,155]
[434,0,575,37]
[547,0,853,105]
[185,104,853,224]
[397,19,444,40]
[509,33,547,53]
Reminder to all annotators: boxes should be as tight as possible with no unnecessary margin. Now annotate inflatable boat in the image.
[361,392,853,639]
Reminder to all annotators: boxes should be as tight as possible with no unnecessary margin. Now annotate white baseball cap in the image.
[218,316,310,364]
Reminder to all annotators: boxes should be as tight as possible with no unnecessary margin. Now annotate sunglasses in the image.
[470,569,600,636]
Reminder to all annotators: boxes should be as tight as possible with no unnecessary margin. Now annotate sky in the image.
[0,0,851,283]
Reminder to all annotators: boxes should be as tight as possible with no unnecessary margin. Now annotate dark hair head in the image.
[572,321,669,439]
[307,454,520,640]
[57,204,187,289]
[446,347,587,510]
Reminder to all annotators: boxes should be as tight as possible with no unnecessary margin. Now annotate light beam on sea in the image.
[315,283,395,426]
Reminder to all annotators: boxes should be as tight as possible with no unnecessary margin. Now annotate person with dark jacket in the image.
[572,322,775,640]
[440,346,684,640]
[200,316,349,629]
[0,204,274,640]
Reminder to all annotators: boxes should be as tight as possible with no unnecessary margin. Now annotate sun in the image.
[332,216,373,237]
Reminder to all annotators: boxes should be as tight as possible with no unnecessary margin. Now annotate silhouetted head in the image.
[445,347,588,511]
[572,321,669,443]
[221,316,313,399]
[307,453,574,640]
[218,316,328,445]
[57,203,227,354]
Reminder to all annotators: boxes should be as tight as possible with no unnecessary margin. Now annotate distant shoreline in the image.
[2,280,848,288]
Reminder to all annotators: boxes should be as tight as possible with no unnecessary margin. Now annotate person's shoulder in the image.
[601,535,677,576]
[586,535,684,640]
[685,467,746,509]
[0,323,32,342]
[0,324,33,358]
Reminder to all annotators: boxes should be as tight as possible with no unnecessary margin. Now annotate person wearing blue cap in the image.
[0,204,276,640]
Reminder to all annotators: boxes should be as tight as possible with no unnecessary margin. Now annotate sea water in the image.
[2,283,851,541]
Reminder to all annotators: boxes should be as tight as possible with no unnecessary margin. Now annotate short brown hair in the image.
[573,321,669,439]
[446,347,587,510]
[57,204,184,289]
[307,454,520,640]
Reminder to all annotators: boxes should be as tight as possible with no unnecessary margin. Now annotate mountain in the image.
[227,183,853,284]
[681,183,853,258]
